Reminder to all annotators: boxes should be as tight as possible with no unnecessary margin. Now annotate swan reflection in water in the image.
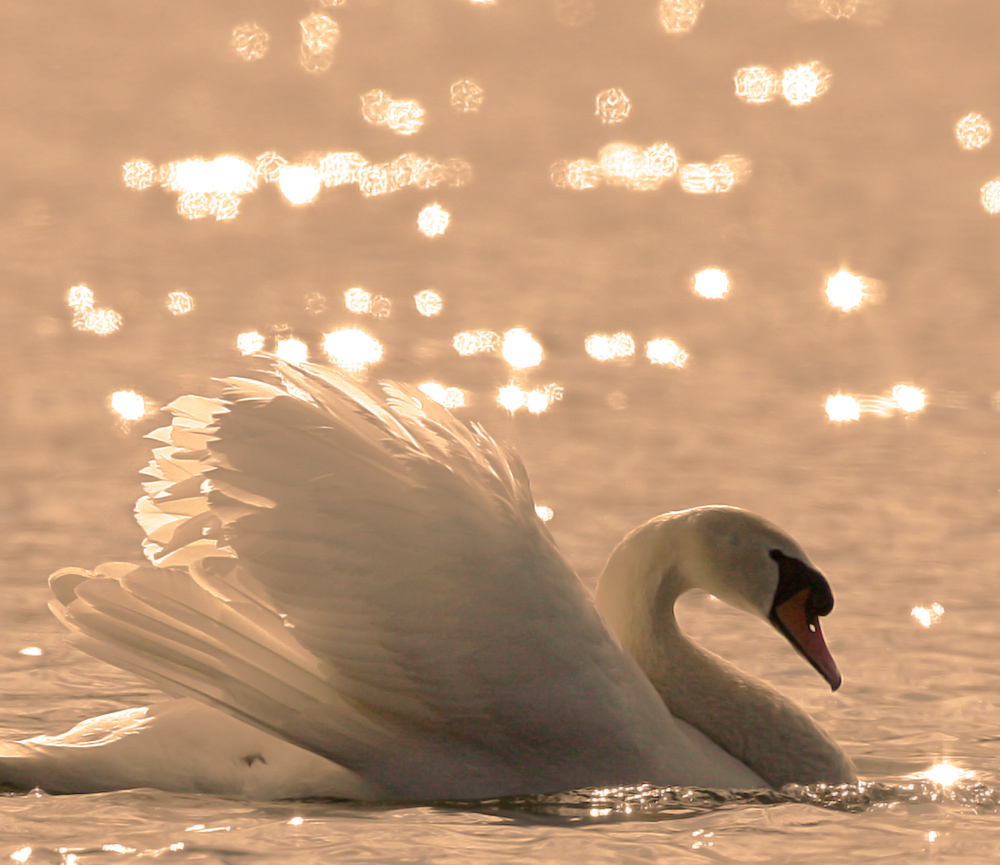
[0,359,854,800]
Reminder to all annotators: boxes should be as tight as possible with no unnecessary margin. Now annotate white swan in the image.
[0,360,855,799]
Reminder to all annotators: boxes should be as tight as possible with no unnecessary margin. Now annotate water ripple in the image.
[459,779,1000,823]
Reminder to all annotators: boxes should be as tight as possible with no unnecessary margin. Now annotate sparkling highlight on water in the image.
[450,79,485,112]
[955,113,991,149]
[237,331,266,355]
[826,394,862,422]
[414,290,443,316]
[232,23,269,61]
[693,269,730,299]
[501,328,544,369]
[275,337,310,365]
[646,339,688,367]
[323,328,384,371]
[911,603,945,627]
[585,333,636,361]
[418,204,451,237]
[596,88,631,125]
[658,0,703,33]
[278,165,323,205]
[165,291,194,316]
[111,390,148,422]
[418,382,466,409]
[825,270,868,311]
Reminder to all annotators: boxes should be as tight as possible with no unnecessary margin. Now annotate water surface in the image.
[3,1,1000,861]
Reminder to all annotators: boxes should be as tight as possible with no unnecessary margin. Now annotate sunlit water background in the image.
[3,0,1000,861]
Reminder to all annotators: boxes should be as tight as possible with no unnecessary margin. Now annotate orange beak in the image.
[771,587,842,691]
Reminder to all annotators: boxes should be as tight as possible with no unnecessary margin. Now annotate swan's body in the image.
[1,360,854,798]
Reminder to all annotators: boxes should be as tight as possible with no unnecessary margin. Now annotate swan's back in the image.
[51,360,726,798]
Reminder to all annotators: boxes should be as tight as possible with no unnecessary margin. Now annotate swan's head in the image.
[596,505,842,691]
[678,506,842,691]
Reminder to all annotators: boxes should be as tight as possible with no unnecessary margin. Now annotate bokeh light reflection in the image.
[255,152,287,183]
[414,289,443,316]
[644,143,680,180]
[911,603,945,628]
[236,331,266,355]
[892,384,926,413]
[345,288,373,314]
[646,338,688,367]
[599,144,644,184]
[980,179,1000,214]
[678,163,714,194]
[160,156,258,220]
[318,152,365,187]
[68,285,123,336]
[358,164,392,198]
[826,394,862,422]
[788,0,888,21]
[598,144,676,190]
[362,89,425,135]
[677,156,749,194]
[658,0,703,33]
[551,158,602,190]
[123,159,158,190]
[693,268,730,299]
[300,12,339,72]
[497,383,562,414]
[585,333,635,361]
[596,88,631,125]
[418,382,466,409]
[826,386,926,421]
[781,62,832,106]
[553,143,680,191]
[275,337,309,365]
[450,79,485,112]
[734,66,781,104]
[322,328,384,371]
[67,284,94,315]
[232,23,269,61]
[501,328,543,369]
[83,309,123,335]
[825,269,868,310]
[915,762,974,787]
[165,291,194,316]
[170,156,258,197]
[111,390,148,422]
[955,113,992,150]
[417,203,451,237]
[453,330,500,356]
[277,165,322,205]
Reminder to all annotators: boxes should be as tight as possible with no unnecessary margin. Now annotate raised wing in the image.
[52,360,655,797]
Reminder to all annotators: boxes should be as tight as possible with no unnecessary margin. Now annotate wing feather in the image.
[50,358,663,797]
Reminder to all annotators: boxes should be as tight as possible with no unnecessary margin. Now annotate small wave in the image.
[457,779,1000,823]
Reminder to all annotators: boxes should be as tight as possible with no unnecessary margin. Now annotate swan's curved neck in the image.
[594,520,855,788]
[593,518,693,663]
